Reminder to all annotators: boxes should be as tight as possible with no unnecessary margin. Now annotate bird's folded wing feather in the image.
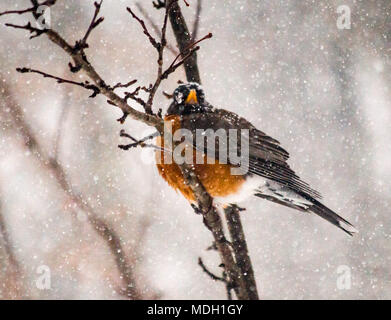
[180,107,322,199]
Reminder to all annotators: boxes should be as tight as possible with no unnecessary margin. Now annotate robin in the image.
[156,83,357,236]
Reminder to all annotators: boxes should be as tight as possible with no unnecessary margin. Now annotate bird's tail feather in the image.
[254,191,357,236]
[308,199,357,236]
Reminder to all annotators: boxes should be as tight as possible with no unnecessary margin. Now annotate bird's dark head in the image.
[166,82,208,115]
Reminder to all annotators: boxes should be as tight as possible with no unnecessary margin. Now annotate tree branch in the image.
[77,0,104,50]
[198,257,233,300]
[16,67,100,98]
[127,6,159,50]
[0,0,57,17]
[118,129,161,151]
[165,0,259,300]
[1,0,258,300]
[135,2,179,56]
[225,205,259,299]
[166,0,201,83]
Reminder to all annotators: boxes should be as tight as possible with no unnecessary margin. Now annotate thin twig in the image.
[0,0,57,17]
[112,79,138,90]
[161,46,200,79]
[4,19,163,129]
[5,22,48,39]
[118,129,162,151]
[165,33,212,74]
[77,0,104,50]
[198,257,225,282]
[198,258,233,300]
[127,7,159,50]
[124,86,147,107]
[142,0,177,114]
[135,3,178,56]
[16,67,100,98]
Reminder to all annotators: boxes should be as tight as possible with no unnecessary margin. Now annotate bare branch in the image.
[152,0,166,9]
[112,79,138,90]
[88,215,140,298]
[77,0,104,50]
[0,7,35,17]
[135,2,179,56]
[118,129,160,151]
[2,2,163,128]
[1,0,258,301]
[142,0,178,114]
[198,257,225,282]
[38,27,161,126]
[225,205,259,300]
[162,91,173,99]
[124,86,147,107]
[165,0,259,300]
[198,257,233,300]
[143,15,212,113]
[16,67,100,98]
[0,0,57,17]
[162,33,212,79]
[166,0,201,83]
[191,0,202,42]
[4,22,47,39]
[161,46,200,79]
[127,7,159,50]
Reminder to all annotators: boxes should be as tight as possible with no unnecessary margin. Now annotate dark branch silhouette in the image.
[16,67,100,97]
[135,2,179,55]
[165,0,259,300]
[166,0,201,83]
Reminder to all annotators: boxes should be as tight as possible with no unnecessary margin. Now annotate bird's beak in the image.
[185,89,198,104]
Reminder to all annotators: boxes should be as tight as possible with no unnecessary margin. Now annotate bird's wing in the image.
[180,107,322,199]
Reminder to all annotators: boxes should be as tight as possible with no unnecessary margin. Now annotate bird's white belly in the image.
[214,175,267,205]
[214,175,312,208]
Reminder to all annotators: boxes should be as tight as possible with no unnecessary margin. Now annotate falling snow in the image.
[0,0,390,299]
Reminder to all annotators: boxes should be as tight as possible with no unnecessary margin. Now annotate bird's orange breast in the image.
[155,115,246,202]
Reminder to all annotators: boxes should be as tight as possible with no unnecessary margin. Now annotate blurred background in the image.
[0,0,390,299]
